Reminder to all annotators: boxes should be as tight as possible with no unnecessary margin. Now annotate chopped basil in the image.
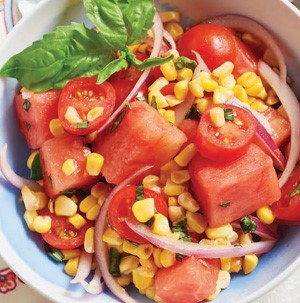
[289,182,300,197]
[30,153,44,181]
[135,185,144,201]
[111,107,127,132]
[77,121,89,129]
[22,99,31,111]
[185,105,200,120]
[175,56,197,71]
[109,247,121,277]
[224,108,234,121]
[219,201,231,208]
[44,243,64,262]
[233,242,242,247]
[25,122,31,130]
[240,216,257,234]
[61,189,77,196]
[172,219,193,242]
[150,95,158,110]
[176,253,187,262]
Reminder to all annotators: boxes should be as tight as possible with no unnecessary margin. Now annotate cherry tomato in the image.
[177,23,257,77]
[58,76,116,135]
[108,185,169,243]
[39,208,93,250]
[196,104,257,162]
[271,165,300,222]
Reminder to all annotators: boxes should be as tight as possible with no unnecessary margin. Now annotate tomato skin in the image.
[271,166,300,222]
[160,83,176,96]
[108,185,168,244]
[196,104,257,162]
[39,208,93,250]
[58,76,116,135]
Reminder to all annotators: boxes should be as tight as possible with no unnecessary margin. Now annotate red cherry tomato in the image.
[58,76,116,135]
[177,23,257,77]
[39,208,93,250]
[196,104,257,162]
[271,166,300,222]
[108,185,169,244]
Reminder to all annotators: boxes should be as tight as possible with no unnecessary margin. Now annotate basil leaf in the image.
[30,153,44,181]
[219,201,231,208]
[44,242,64,262]
[0,23,115,92]
[172,219,193,242]
[109,247,121,277]
[135,185,144,201]
[175,56,197,71]
[240,216,257,234]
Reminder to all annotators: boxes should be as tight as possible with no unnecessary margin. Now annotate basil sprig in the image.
[0,0,171,92]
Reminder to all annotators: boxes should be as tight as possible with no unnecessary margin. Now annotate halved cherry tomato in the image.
[196,104,257,162]
[108,185,168,243]
[271,165,300,222]
[177,23,257,77]
[58,76,116,135]
[39,208,93,250]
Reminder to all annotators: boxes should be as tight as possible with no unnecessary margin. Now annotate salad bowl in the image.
[0,0,299,302]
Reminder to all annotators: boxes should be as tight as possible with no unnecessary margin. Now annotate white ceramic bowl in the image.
[0,1,299,302]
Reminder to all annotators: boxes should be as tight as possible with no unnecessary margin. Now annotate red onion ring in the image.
[192,50,210,75]
[258,60,300,187]
[163,29,176,50]
[203,14,287,81]
[97,12,164,135]
[70,250,93,284]
[249,216,279,240]
[80,268,104,295]
[126,219,276,258]
[0,144,41,191]
[94,166,153,303]
[174,91,195,126]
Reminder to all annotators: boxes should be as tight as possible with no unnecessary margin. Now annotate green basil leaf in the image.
[131,54,173,71]
[135,185,145,201]
[30,153,44,181]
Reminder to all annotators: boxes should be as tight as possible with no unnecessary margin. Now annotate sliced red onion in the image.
[0,144,41,191]
[80,268,104,295]
[192,50,210,76]
[97,12,164,135]
[174,92,196,126]
[258,60,300,187]
[70,250,93,284]
[203,14,287,81]
[226,97,286,170]
[249,216,279,240]
[94,166,153,303]
[163,29,176,50]
[126,219,276,258]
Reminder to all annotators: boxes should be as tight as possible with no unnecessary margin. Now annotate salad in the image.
[0,0,300,302]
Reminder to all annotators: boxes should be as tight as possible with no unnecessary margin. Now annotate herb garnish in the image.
[172,219,193,242]
[30,153,44,181]
[175,56,197,71]
[44,243,64,262]
[240,216,257,234]
[224,108,234,121]
[290,182,300,197]
[185,105,200,120]
[109,247,121,277]
[219,201,231,208]
[150,95,158,109]
[77,121,89,129]
[135,185,145,201]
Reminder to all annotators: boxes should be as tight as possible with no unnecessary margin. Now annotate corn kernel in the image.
[163,110,176,124]
[64,257,79,277]
[177,192,200,212]
[210,106,226,128]
[174,80,189,100]
[149,77,169,92]
[86,203,101,221]
[221,257,242,273]
[165,94,184,107]
[132,198,155,223]
[168,205,185,222]
[265,89,279,106]
[177,67,193,81]
[153,247,163,268]
[237,72,259,88]
[206,223,233,240]
[62,158,77,176]
[164,178,185,196]
[148,90,168,109]
[87,106,104,122]
[206,287,221,301]
[64,106,82,124]
[86,152,104,176]
[151,213,170,236]
[160,11,180,23]
[239,233,253,245]
[23,210,38,231]
[49,118,64,137]
[145,284,156,300]
[21,186,48,211]
[103,227,123,246]
[161,159,182,172]
[55,195,78,216]
[246,79,267,99]
[140,257,158,273]
[142,175,160,192]
[243,254,258,274]
[138,43,149,54]
[58,249,80,262]
[32,215,52,233]
[217,270,231,289]
[256,206,275,225]
[195,97,211,114]
[120,255,140,274]
[26,150,39,169]
[160,249,176,268]
[170,169,190,184]
[233,84,249,103]
[85,131,97,144]
[79,195,97,213]
[213,85,234,104]
[186,211,207,234]
[68,213,87,229]
[199,72,218,92]
[174,143,197,167]
[188,79,204,98]
[160,60,177,81]
[117,274,132,287]
[165,22,183,42]
[84,227,95,253]
[212,61,234,79]
[132,267,154,290]
[220,74,236,89]
[168,197,178,206]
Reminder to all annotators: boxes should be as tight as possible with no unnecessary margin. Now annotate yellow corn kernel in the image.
[132,198,155,223]
[23,210,38,231]
[85,130,98,144]
[86,203,101,221]
[195,97,211,114]
[221,257,242,273]
[161,159,182,172]
[277,105,288,119]
[213,85,234,104]
[160,11,180,23]
[138,43,149,54]
[149,77,169,92]
[87,106,104,122]
[142,175,160,192]
[151,213,170,236]
[103,227,123,246]
[84,227,95,253]
[217,270,231,289]
[127,44,139,53]
[263,48,278,67]
[233,84,249,103]
[206,223,233,240]
[68,213,87,229]
[239,233,253,245]
[246,80,267,99]
[62,158,77,176]
[170,169,190,184]
[212,61,234,79]
[21,186,48,211]
[145,284,156,300]
[174,143,197,167]
[265,89,279,106]
[199,72,218,92]
[165,22,183,42]
[165,94,184,107]
[117,274,132,287]
[164,178,185,196]
[136,244,154,260]
[140,257,158,273]
[186,211,207,234]
[64,106,82,124]
[119,255,140,274]
[49,118,64,137]
[163,110,176,124]
[148,90,168,109]
[221,257,231,271]
[132,267,154,290]
[177,67,193,81]
[79,195,98,213]
[227,230,239,243]
[243,254,258,274]
[174,80,189,100]
[237,72,259,88]
[160,60,177,81]
[177,192,200,212]
[153,248,163,268]
[209,106,226,128]
[158,108,166,116]
[168,197,178,206]
[64,257,79,277]
[54,195,78,216]
[168,205,185,222]
[61,249,81,260]
[206,287,221,301]
[160,249,176,268]
[188,79,204,98]
[256,206,275,225]
[86,152,104,176]
[26,150,39,169]
[32,215,52,233]
[220,74,236,89]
